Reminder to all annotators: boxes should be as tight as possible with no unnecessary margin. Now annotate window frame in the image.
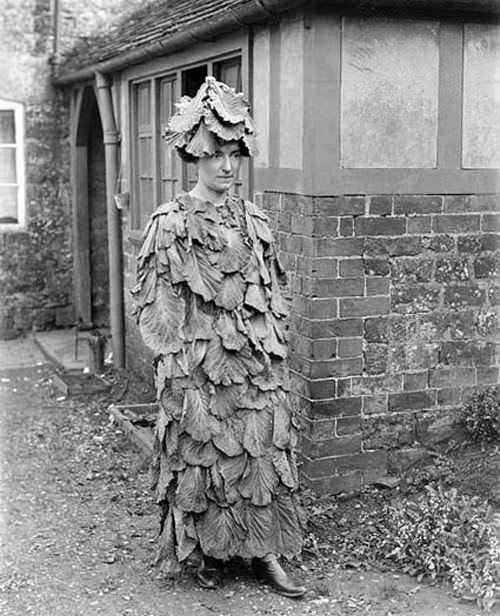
[126,41,249,233]
[0,99,25,230]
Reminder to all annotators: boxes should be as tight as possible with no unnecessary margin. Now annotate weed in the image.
[462,386,500,444]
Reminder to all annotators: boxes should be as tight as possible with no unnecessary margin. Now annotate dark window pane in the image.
[182,65,208,97]
[0,185,18,221]
[159,78,175,124]
[0,147,16,182]
[0,110,15,144]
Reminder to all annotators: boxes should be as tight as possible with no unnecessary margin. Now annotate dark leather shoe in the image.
[252,556,306,598]
[196,558,223,589]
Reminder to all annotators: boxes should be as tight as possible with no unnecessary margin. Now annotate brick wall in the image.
[259,191,500,494]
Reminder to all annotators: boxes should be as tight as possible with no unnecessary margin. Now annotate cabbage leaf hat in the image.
[163,76,258,161]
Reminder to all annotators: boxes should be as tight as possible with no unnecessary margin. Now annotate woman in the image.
[132,77,305,598]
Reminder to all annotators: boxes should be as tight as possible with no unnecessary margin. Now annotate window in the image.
[0,100,25,227]
[130,56,243,230]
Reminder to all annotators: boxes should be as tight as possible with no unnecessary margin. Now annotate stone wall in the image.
[0,0,73,339]
[259,191,500,494]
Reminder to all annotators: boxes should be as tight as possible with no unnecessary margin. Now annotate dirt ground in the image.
[0,365,494,616]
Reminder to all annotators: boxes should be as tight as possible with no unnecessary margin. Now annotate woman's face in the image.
[196,141,242,195]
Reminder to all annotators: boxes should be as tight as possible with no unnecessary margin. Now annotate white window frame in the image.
[0,99,26,230]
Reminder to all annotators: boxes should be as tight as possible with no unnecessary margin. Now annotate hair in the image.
[176,136,249,163]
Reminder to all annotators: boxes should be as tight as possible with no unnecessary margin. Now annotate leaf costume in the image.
[132,193,304,572]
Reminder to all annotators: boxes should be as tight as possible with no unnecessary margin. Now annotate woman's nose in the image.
[221,155,232,171]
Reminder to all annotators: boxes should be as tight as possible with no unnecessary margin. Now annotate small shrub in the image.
[374,485,500,611]
[462,386,500,444]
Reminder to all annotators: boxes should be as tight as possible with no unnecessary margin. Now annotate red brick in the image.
[389,390,435,412]
[339,297,390,317]
[336,416,361,436]
[312,277,364,298]
[339,258,364,277]
[338,337,363,358]
[309,299,338,319]
[369,196,393,216]
[310,358,363,379]
[366,277,390,296]
[301,434,362,458]
[311,258,338,278]
[340,217,354,237]
[316,237,363,257]
[362,394,388,415]
[313,196,365,216]
[310,378,337,399]
[355,217,406,237]
[432,214,480,234]
[311,397,362,417]
[310,318,363,338]
[312,216,338,237]
[394,195,442,215]
[311,338,337,360]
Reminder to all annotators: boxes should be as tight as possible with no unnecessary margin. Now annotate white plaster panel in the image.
[279,18,303,170]
[253,26,270,168]
[463,24,500,169]
[341,18,439,168]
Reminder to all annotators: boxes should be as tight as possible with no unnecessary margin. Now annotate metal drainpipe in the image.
[95,72,125,369]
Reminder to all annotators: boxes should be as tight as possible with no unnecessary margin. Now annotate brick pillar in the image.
[259,191,500,495]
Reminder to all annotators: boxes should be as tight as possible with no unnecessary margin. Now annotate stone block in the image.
[364,343,388,375]
[432,214,480,234]
[339,258,364,277]
[422,234,455,252]
[313,196,365,217]
[309,299,338,319]
[364,258,391,276]
[363,412,416,449]
[429,367,476,388]
[394,195,442,215]
[316,237,363,258]
[443,285,486,309]
[369,196,393,216]
[339,217,353,237]
[339,297,390,318]
[310,397,362,418]
[403,371,429,391]
[364,317,389,343]
[355,216,406,237]
[302,471,363,495]
[312,277,364,298]
[310,358,363,379]
[389,390,435,412]
[416,410,460,445]
[392,286,441,314]
[391,258,434,283]
[407,216,432,234]
[337,337,363,358]
[310,318,363,338]
[482,214,500,233]
[312,216,337,237]
[362,394,388,415]
[366,277,390,296]
[474,255,499,278]
[435,257,470,282]
[301,434,362,458]
[311,258,337,278]
[336,415,362,436]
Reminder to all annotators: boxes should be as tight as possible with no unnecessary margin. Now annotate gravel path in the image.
[0,366,484,616]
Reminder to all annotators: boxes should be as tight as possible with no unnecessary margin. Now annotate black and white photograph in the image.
[1,0,499,614]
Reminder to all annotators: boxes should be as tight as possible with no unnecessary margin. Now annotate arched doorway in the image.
[72,85,110,329]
